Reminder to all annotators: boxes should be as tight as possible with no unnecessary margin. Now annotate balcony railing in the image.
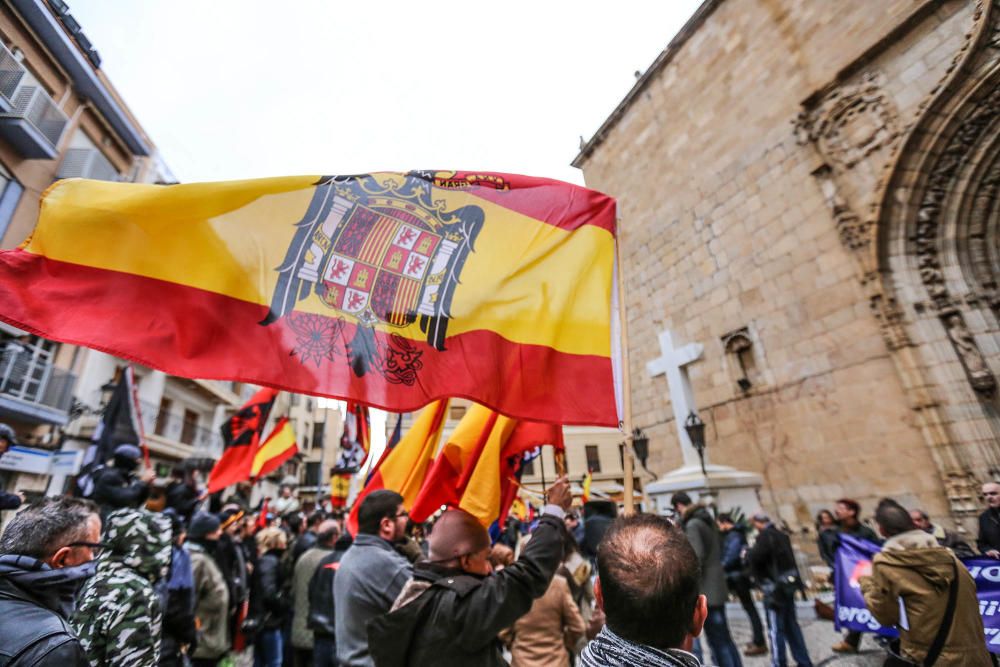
[0,43,25,111]
[0,84,69,159]
[0,342,76,424]
[57,147,120,182]
[139,399,223,458]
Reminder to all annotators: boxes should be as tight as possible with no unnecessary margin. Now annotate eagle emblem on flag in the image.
[262,172,484,381]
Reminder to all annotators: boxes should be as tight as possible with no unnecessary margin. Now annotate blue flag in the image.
[835,533,1000,653]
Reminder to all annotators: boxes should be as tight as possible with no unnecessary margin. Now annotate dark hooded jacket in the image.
[250,549,290,631]
[367,514,565,667]
[72,508,172,667]
[680,505,728,607]
[0,554,95,666]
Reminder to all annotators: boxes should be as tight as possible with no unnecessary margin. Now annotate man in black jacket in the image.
[367,475,573,667]
[92,444,154,519]
[748,513,813,667]
[0,496,102,666]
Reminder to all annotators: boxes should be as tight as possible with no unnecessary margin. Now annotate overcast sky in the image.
[67,0,701,466]
[69,0,701,186]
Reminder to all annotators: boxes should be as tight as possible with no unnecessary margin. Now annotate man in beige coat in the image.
[505,572,586,667]
[859,499,991,666]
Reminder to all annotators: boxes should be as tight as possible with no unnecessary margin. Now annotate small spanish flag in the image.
[582,469,593,503]
[251,418,298,479]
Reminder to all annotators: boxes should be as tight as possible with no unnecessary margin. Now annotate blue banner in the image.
[834,534,1000,653]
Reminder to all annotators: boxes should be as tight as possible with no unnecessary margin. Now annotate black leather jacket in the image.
[250,550,289,630]
[368,513,565,667]
[0,556,90,667]
[307,536,352,639]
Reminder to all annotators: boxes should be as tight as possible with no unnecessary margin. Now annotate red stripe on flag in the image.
[0,251,617,426]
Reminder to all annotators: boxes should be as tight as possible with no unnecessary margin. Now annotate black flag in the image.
[76,369,141,496]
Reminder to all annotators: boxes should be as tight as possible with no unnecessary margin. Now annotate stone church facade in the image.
[575,0,1000,537]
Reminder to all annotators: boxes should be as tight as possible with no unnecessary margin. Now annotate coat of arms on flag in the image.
[262,172,484,383]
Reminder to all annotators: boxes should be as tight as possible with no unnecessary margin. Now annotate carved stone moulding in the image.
[813,164,872,252]
[905,83,1000,398]
[795,71,901,170]
[869,291,912,350]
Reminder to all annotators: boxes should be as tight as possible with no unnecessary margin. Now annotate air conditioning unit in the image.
[57,148,120,182]
[0,84,68,159]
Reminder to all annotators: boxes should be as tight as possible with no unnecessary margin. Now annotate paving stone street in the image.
[724,603,883,667]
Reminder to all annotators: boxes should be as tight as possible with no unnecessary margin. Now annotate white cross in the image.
[646,330,704,468]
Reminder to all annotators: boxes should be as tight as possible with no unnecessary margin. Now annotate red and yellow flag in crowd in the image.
[408,403,563,530]
[0,172,618,426]
[346,400,449,536]
[207,387,278,494]
[250,418,298,479]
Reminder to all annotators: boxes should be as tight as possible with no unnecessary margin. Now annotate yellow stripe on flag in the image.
[378,400,449,508]
[456,408,518,528]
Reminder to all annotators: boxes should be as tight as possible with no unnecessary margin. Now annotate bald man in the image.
[978,482,1000,558]
[368,476,573,667]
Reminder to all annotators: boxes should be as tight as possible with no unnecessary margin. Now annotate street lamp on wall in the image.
[684,410,707,476]
[631,427,649,470]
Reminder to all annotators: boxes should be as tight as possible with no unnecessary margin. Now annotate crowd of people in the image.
[2,438,1000,667]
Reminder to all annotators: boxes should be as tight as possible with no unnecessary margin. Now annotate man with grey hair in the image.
[910,508,974,558]
[0,496,102,666]
[978,481,1000,558]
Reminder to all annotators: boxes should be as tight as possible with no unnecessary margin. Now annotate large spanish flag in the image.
[0,171,618,425]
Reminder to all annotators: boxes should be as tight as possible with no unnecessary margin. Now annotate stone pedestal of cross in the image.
[646,330,705,468]
[643,329,764,516]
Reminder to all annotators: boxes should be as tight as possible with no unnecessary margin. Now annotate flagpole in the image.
[616,219,636,515]
[126,366,150,470]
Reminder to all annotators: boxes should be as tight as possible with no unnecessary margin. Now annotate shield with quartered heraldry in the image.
[261,172,486,382]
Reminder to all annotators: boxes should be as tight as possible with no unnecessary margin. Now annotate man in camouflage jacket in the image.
[73,507,172,667]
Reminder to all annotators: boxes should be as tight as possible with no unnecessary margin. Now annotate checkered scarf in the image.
[580,626,702,667]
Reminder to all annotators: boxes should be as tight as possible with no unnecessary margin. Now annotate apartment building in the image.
[0,0,173,494]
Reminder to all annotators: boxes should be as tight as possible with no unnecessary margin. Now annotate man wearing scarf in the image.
[0,496,102,666]
[580,514,707,667]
